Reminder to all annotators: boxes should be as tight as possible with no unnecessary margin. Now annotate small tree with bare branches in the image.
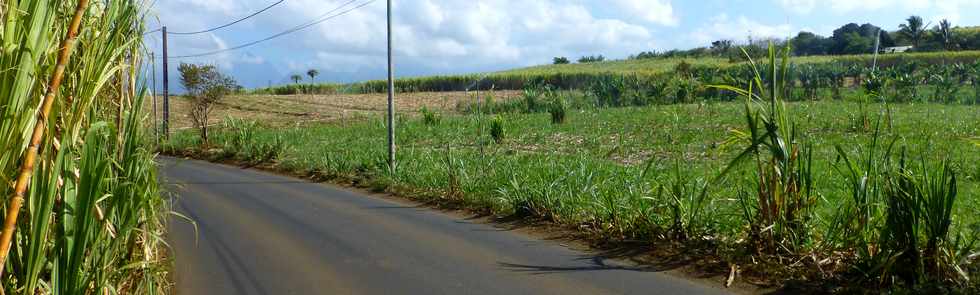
[179,63,238,145]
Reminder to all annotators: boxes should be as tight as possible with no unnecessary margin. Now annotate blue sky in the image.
[146,0,980,91]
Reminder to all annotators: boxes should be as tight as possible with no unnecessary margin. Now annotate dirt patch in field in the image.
[149,90,522,130]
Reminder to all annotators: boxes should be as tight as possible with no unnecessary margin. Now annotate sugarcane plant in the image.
[929,66,961,104]
[712,43,817,254]
[971,61,980,104]
[0,0,168,293]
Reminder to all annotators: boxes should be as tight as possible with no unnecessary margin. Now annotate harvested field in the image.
[151,90,522,130]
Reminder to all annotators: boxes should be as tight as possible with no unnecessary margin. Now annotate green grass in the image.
[165,99,980,287]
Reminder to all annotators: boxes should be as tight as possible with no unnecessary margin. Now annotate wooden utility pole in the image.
[386,0,395,171]
[162,26,170,139]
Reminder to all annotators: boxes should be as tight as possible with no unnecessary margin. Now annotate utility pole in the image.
[872,28,881,73]
[386,0,395,171]
[162,26,170,139]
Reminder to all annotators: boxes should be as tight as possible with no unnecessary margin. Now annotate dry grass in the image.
[152,90,522,130]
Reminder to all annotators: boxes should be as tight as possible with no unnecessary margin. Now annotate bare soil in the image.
[149,91,522,130]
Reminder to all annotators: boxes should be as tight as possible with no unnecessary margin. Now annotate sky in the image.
[145,0,980,91]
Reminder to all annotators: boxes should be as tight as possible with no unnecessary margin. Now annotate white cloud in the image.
[776,0,964,15]
[776,0,818,14]
[273,0,656,68]
[611,0,679,26]
[692,14,794,45]
[150,0,664,87]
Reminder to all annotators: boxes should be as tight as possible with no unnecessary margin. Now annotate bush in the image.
[553,57,570,64]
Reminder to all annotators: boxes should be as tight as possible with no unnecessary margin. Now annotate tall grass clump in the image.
[489,115,505,144]
[420,106,441,126]
[842,141,973,288]
[0,0,168,293]
[549,95,568,124]
[651,162,712,241]
[713,44,817,254]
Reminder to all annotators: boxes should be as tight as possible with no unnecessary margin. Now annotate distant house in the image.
[881,46,913,54]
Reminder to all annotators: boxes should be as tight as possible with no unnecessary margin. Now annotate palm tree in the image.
[306,69,319,96]
[307,69,319,84]
[899,15,926,48]
[936,19,954,51]
[290,74,303,94]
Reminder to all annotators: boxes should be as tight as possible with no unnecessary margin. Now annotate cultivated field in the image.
[151,91,522,130]
[164,50,980,292]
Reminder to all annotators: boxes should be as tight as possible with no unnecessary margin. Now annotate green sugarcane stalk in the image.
[0,0,90,276]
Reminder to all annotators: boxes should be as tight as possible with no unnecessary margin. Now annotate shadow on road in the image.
[162,180,310,185]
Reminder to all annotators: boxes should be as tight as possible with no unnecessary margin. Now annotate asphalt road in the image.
[161,157,731,295]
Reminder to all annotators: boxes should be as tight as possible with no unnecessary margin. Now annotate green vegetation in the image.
[0,0,167,293]
[251,50,980,98]
[577,55,606,63]
[179,63,239,145]
[489,115,505,144]
[164,90,980,291]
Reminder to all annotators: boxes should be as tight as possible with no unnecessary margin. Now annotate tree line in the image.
[555,16,980,64]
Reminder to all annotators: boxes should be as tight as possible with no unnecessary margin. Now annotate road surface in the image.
[161,157,731,295]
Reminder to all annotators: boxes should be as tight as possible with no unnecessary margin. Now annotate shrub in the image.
[553,57,570,64]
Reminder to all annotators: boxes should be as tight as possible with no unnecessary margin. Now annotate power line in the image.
[167,0,285,35]
[171,0,373,59]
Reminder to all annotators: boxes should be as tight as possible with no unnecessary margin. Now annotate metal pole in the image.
[386,0,395,171]
[872,28,881,73]
[151,52,158,142]
[162,26,170,139]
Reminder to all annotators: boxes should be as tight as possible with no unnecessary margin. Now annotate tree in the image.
[290,74,303,94]
[179,63,238,145]
[306,69,319,95]
[791,32,829,56]
[578,55,605,63]
[829,23,890,55]
[552,57,570,64]
[935,19,955,50]
[899,15,926,48]
[307,69,319,84]
[841,32,873,54]
[710,40,733,55]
